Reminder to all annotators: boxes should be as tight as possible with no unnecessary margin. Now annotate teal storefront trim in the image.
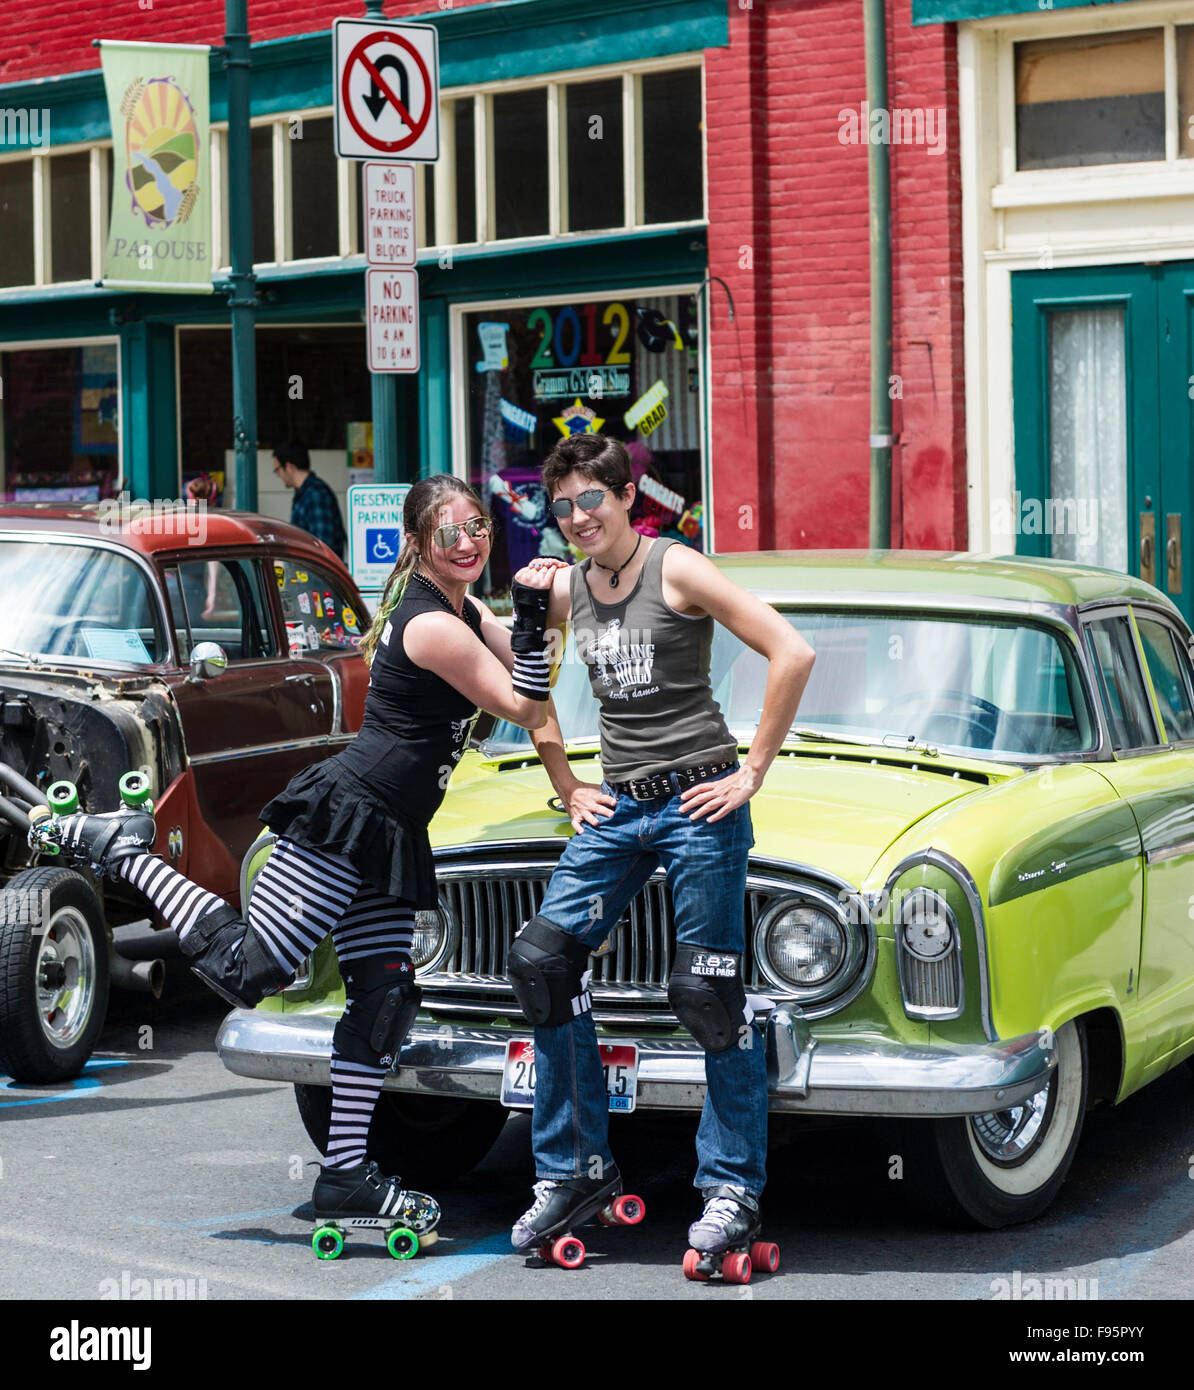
[913,0,1134,21]
[0,0,727,149]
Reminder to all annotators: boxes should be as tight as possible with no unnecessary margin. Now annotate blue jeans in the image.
[529,768,768,1196]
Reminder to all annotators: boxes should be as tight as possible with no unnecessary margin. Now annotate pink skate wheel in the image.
[552,1236,585,1269]
[683,1248,708,1281]
[749,1241,779,1273]
[611,1194,645,1225]
[721,1252,752,1285]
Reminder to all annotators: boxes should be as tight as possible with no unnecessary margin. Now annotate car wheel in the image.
[294,1084,508,1186]
[898,1018,1087,1229]
[0,868,110,1083]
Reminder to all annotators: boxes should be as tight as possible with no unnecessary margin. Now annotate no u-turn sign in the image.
[334,18,439,162]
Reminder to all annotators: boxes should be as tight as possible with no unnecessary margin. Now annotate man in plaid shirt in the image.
[273,441,346,558]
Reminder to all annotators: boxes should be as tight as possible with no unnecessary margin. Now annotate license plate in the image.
[500,1040,639,1113]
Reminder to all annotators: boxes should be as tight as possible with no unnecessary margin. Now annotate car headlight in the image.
[411,905,449,969]
[754,890,856,995]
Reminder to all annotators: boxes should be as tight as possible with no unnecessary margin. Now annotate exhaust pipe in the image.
[111,955,165,999]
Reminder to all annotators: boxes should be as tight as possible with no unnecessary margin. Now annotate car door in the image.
[160,552,335,899]
[1082,606,1194,1075]
[267,554,370,737]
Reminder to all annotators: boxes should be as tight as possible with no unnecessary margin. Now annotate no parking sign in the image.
[334,18,440,162]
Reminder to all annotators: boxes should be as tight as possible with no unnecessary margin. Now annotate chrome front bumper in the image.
[216,1008,1057,1118]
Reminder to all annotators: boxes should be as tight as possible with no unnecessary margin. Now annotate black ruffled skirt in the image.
[259,758,437,908]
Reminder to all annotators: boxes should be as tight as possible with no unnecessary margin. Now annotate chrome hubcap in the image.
[35,907,96,1049]
[969,1078,1052,1163]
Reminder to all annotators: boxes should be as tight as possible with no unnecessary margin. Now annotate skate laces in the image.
[697,1190,748,1235]
[523,1179,561,1223]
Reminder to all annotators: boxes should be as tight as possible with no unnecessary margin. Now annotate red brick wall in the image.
[0,0,461,82]
[707,0,966,552]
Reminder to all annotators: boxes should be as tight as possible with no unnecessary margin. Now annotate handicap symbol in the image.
[366,528,404,564]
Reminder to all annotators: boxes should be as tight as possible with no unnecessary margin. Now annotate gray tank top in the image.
[570,537,738,781]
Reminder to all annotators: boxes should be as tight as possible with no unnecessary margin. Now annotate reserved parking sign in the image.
[348,484,412,602]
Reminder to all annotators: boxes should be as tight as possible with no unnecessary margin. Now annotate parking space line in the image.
[352,1230,514,1300]
[0,1059,128,1108]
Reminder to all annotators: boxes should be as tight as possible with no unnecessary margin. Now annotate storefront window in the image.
[493,90,549,240]
[1179,27,1194,160]
[566,79,624,232]
[0,343,119,500]
[251,125,275,263]
[51,152,92,283]
[290,117,338,260]
[1015,30,1165,170]
[461,292,705,606]
[0,159,34,288]
[642,69,703,223]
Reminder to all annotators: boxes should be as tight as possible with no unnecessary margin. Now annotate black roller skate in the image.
[511,1165,646,1269]
[683,1184,780,1286]
[311,1159,441,1262]
[32,806,156,875]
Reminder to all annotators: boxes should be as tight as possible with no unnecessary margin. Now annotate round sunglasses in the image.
[548,487,613,519]
[433,515,493,549]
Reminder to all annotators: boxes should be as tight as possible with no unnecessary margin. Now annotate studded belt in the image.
[608,760,737,802]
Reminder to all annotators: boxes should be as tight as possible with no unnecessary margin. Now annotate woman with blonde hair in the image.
[46,473,557,1238]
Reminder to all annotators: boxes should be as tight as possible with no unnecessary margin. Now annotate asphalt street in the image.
[2,969,1193,1307]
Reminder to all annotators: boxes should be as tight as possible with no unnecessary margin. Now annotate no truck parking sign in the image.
[334,19,439,162]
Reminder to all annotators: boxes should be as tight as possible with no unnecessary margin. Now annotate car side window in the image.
[169,559,274,663]
[271,558,364,656]
[1085,615,1158,750]
[1136,616,1194,743]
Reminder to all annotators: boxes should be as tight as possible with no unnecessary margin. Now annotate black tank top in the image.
[338,577,483,824]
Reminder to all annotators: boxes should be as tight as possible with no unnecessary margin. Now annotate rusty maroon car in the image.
[0,502,370,1082]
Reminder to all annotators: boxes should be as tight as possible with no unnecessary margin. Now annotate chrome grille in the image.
[898,953,961,1012]
[438,873,780,992]
[417,848,871,1026]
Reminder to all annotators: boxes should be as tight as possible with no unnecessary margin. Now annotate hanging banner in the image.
[100,41,213,293]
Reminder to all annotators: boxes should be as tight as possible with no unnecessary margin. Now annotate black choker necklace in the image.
[592,533,642,589]
[413,570,464,615]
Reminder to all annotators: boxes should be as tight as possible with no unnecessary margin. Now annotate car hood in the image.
[432,746,1015,885]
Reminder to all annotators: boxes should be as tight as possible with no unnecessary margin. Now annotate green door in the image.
[1011,263,1194,621]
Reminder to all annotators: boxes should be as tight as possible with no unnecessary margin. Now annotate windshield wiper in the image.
[0,645,39,665]
[789,726,939,757]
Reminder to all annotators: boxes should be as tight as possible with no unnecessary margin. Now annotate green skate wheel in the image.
[46,781,79,815]
[386,1227,419,1260]
[313,1225,344,1260]
[118,771,152,807]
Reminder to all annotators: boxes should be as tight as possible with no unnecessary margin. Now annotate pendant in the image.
[609,574,619,589]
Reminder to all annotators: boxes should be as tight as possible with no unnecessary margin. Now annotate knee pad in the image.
[179,903,294,1008]
[506,916,592,1027]
[334,954,422,1068]
[667,946,748,1053]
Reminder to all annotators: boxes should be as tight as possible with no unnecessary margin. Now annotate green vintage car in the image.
[216,551,1194,1228]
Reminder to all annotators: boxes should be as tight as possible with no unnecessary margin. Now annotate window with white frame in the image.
[1011,19,1194,172]
[425,60,705,247]
[0,145,110,289]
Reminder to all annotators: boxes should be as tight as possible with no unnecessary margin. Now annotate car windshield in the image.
[484,608,1097,760]
[0,540,168,666]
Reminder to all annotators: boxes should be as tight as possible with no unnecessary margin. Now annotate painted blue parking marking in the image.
[0,1058,127,1108]
[353,1229,513,1300]
[125,1207,301,1232]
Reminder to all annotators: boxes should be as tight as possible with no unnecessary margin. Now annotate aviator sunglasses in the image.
[549,487,614,519]
[432,515,493,549]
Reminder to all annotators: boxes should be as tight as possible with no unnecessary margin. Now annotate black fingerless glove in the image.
[510,578,551,701]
